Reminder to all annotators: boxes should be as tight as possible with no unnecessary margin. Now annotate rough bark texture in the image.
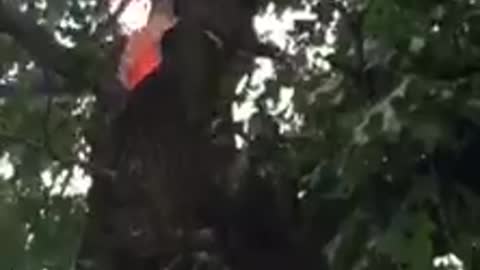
[77,18,231,269]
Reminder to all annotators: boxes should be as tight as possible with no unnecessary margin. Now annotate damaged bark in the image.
[0,0,304,269]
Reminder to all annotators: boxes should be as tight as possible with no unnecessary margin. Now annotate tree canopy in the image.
[1,0,480,269]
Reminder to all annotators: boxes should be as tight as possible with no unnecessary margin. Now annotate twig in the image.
[42,83,58,161]
[0,109,115,180]
[429,158,455,252]
[93,0,134,39]
[59,167,74,197]
[325,0,368,93]
[165,254,185,270]
[0,131,43,150]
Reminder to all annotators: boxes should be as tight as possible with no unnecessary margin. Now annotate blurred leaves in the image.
[1,0,480,269]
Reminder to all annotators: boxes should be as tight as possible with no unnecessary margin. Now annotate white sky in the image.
[110,0,152,34]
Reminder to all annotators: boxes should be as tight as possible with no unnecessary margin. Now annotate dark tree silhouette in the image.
[75,1,303,270]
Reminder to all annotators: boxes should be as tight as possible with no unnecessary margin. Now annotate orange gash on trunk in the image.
[118,9,177,90]
[122,30,160,90]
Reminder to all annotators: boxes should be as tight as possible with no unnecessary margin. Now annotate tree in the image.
[1,0,480,270]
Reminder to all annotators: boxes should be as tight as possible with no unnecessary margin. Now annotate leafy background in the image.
[1,0,480,269]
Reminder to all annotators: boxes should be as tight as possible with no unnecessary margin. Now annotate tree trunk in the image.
[75,2,309,270]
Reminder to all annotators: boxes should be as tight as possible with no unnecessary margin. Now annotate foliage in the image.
[1,0,480,269]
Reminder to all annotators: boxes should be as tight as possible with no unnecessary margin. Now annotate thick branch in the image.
[0,67,65,97]
[0,0,76,78]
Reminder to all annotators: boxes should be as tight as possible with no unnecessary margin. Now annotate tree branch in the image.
[93,0,134,40]
[0,128,116,180]
[0,131,44,150]
[0,67,65,97]
[0,0,76,78]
